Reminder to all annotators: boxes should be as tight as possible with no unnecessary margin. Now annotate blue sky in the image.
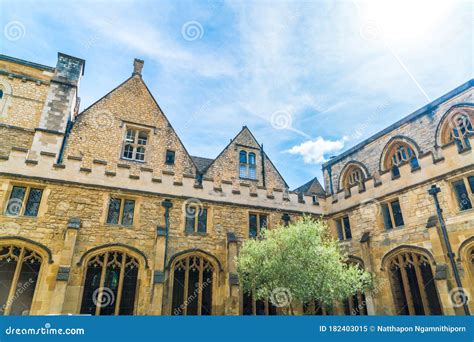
[1,0,472,189]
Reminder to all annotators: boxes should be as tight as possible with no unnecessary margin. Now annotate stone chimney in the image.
[29,53,85,159]
[132,58,144,77]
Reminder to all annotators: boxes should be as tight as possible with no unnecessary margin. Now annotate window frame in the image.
[335,215,352,241]
[248,212,268,238]
[105,196,137,226]
[239,149,258,180]
[121,126,150,162]
[165,150,176,165]
[3,184,44,217]
[184,205,208,234]
[451,175,474,212]
[381,198,405,230]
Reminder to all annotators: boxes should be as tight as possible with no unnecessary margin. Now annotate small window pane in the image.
[343,216,352,239]
[249,214,258,238]
[123,144,133,159]
[135,147,145,161]
[410,157,419,170]
[249,166,256,179]
[391,200,405,227]
[248,153,256,165]
[125,129,135,142]
[453,180,473,211]
[239,151,247,164]
[185,207,196,233]
[122,200,135,225]
[0,89,3,99]
[335,219,344,240]
[24,188,43,217]
[259,215,267,230]
[137,131,148,145]
[107,198,121,224]
[382,203,393,229]
[6,186,26,216]
[239,165,247,178]
[391,166,400,178]
[468,176,474,194]
[166,150,175,165]
[197,208,207,233]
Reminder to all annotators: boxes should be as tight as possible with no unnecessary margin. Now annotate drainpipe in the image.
[161,199,173,269]
[260,144,266,188]
[56,119,72,164]
[327,165,334,195]
[428,184,470,315]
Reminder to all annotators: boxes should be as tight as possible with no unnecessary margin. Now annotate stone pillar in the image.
[49,217,80,314]
[150,199,172,315]
[360,232,376,315]
[226,232,240,315]
[29,53,85,160]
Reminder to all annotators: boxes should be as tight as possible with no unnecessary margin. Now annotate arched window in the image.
[239,150,257,180]
[0,245,42,315]
[243,292,277,315]
[384,142,419,178]
[80,250,139,315]
[171,255,214,315]
[341,164,365,195]
[0,88,3,100]
[440,109,474,152]
[387,251,442,315]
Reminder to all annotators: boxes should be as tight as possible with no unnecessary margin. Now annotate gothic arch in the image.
[347,255,365,267]
[337,161,370,191]
[167,248,223,272]
[435,103,474,148]
[379,135,422,173]
[0,236,53,263]
[0,79,13,117]
[77,243,149,268]
[380,245,436,271]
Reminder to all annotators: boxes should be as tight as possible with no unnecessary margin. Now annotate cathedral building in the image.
[0,53,472,316]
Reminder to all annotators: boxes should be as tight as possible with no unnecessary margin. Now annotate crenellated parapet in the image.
[0,147,324,215]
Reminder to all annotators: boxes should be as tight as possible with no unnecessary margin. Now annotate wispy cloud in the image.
[286,136,348,164]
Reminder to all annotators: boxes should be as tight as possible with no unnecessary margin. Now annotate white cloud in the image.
[286,136,348,164]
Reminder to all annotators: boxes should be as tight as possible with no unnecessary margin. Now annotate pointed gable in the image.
[294,177,326,196]
[203,126,288,190]
[64,71,196,179]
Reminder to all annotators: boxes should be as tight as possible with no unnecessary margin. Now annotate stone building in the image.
[0,53,472,316]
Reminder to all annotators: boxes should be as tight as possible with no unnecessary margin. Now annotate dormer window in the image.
[239,150,257,180]
[122,128,148,162]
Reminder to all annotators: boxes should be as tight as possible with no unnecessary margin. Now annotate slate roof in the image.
[191,156,214,173]
[293,177,326,196]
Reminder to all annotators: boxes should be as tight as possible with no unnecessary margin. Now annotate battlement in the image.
[0,147,324,214]
[326,135,474,215]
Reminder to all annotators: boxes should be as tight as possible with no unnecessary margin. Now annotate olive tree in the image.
[236,216,373,314]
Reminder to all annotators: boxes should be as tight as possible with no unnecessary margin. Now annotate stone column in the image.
[49,217,80,314]
[150,199,172,315]
[360,232,376,315]
[226,232,240,315]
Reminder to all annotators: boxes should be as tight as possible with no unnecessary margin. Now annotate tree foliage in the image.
[236,216,373,312]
